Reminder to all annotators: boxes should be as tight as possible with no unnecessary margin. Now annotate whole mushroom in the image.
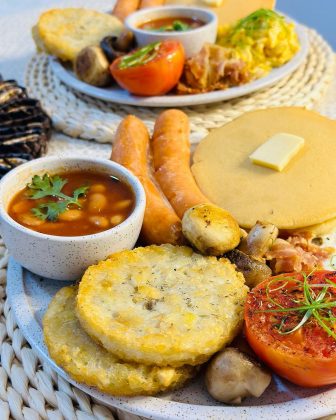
[100,31,135,62]
[239,221,279,261]
[182,203,242,256]
[205,347,271,404]
[74,46,112,87]
[225,249,272,288]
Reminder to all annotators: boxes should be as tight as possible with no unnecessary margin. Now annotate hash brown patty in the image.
[43,286,194,396]
[77,245,248,367]
[35,8,123,62]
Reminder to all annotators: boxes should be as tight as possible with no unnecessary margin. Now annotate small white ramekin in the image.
[125,6,218,57]
[0,157,145,281]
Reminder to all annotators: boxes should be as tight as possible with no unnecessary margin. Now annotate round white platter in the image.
[50,20,309,108]
[7,251,336,420]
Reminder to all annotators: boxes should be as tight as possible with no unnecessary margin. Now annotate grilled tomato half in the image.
[110,40,185,96]
[245,271,336,387]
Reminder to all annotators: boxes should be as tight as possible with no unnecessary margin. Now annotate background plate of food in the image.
[36,6,309,107]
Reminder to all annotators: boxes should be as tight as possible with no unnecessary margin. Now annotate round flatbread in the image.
[43,286,194,396]
[192,108,336,230]
[36,8,123,62]
[76,244,247,367]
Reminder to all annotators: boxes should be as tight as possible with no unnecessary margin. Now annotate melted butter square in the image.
[249,132,305,172]
[202,0,224,6]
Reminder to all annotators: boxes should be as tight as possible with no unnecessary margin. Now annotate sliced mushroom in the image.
[225,249,272,288]
[239,221,279,260]
[205,347,271,404]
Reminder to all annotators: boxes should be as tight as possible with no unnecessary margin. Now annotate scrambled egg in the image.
[217,9,300,78]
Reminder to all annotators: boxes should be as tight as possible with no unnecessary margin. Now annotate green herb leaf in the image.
[172,20,190,31]
[260,271,336,341]
[157,20,191,32]
[73,185,89,203]
[33,201,68,222]
[27,174,68,200]
[233,8,284,34]
[119,42,161,70]
[27,173,89,222]
[31,207,48,221]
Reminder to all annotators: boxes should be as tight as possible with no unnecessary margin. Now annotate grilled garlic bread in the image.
[34,8,124,62]
[43,286,194,396]
[76,244,248,367]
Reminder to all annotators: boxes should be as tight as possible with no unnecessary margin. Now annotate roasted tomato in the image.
[245,271,336,387]
[110,41,185,96]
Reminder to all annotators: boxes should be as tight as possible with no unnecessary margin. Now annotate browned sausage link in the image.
[151,109,209,219]
[140,0,165,8]
[111,115,184,245]
[112,0,140,22]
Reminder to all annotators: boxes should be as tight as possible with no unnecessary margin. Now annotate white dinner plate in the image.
[7,245,336,420]
[50,19,309,108]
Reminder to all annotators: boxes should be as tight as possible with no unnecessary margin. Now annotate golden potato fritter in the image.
[35,8,124,62]
[43,286,194,396]
[77,244,248,367]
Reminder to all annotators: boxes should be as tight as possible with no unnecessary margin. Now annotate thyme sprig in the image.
[258,272,336,339]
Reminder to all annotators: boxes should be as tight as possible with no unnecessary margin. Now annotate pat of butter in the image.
[249,133,305,172]
[202,0,224,6]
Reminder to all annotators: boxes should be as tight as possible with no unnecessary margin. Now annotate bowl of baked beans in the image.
[0,157,146,280]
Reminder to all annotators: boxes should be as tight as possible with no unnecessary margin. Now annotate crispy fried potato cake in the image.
[35,8,124,62]
[77,244,248,367]
[43,286,194,396]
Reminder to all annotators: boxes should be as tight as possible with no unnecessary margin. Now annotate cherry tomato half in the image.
[110,40,185,96]
[244,271,336,387]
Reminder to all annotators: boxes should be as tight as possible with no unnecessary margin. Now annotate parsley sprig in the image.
[258,272,336,340]
[157,20,191,32]
[27,174,89,222]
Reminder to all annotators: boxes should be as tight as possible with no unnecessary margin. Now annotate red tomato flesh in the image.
[245,271,336,387]
[110,40,185,96]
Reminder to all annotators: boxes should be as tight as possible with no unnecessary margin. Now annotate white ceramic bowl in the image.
[0,157,146,281]
[125,6,218,57]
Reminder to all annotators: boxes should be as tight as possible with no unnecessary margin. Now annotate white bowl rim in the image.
[0,156,146,243]
[125,5,218,36]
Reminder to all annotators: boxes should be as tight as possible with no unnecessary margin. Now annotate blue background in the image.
[278,0,335,49]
